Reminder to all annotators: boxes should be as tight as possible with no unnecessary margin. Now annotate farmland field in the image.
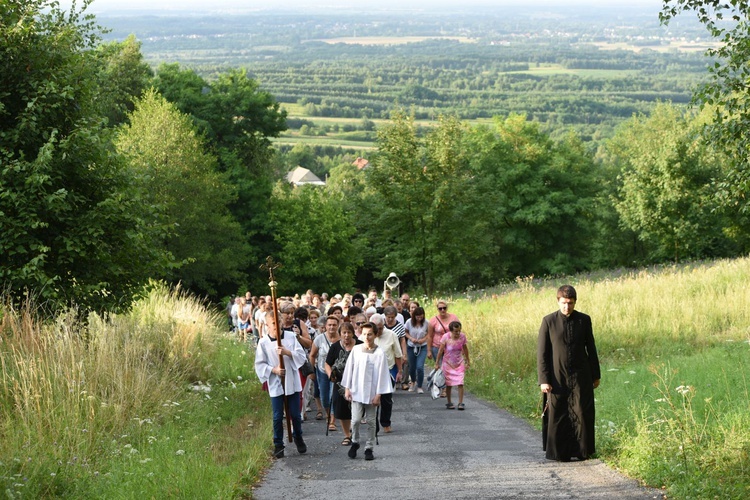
[311,35,477,45]
[99,5,713,153]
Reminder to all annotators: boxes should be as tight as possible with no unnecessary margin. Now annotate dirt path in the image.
[252,389,662,499]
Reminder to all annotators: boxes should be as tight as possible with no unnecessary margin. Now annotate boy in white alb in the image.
[342,322,393,460]
[255,310,308,458]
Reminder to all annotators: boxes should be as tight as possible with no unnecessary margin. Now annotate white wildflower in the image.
[175,450,185,456]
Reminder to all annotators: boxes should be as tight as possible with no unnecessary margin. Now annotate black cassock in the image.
[537,309,601,461]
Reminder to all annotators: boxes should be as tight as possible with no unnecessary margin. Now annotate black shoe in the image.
[348,442,360,459]
[273,445,284,458]
[364,448,374,461]
[294,436,307,454]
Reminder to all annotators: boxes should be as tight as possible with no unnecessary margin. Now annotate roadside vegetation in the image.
[3,259,749,498]
[0,283,268,498]
[455,256,750,498]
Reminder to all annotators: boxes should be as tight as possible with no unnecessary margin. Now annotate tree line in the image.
[2,0,748,313]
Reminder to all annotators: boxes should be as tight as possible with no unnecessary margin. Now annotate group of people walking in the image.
[246,284,601,465]
[245,289,471,460]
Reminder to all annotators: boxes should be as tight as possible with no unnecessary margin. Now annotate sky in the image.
[85,0,664,14]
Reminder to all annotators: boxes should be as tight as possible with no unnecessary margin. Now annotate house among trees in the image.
[353,157,370,170]
[286,166,326,186]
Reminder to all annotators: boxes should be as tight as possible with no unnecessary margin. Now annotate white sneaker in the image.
[417,388,424,394]
[408,384,416,393]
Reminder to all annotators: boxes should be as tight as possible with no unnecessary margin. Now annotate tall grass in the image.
[450,257,750,497]
[0,282,270,498]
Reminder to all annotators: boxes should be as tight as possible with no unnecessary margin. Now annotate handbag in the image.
[300,359,315,377]
[426,367,446,400]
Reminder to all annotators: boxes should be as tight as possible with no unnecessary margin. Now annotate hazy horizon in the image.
[85,0,665,14]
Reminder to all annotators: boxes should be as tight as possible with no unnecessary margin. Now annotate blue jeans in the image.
[408,345,428,388]
[431,346,440,362]
[271,391,303,447]
[316,367,333,411]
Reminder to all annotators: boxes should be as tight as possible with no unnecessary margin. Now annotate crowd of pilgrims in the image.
[228,288,470,460]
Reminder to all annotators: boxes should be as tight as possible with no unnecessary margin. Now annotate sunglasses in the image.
[438,306,447,311]
[355,321,365,326]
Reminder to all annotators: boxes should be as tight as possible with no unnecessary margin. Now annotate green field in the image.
[274,135,377,149]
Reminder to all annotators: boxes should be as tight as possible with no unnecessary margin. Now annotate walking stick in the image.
[261,256,293,443]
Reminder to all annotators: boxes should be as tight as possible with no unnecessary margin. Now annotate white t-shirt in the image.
[404,319,428,347]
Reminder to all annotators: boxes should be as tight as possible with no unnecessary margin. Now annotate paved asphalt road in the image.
[253,388,662,499]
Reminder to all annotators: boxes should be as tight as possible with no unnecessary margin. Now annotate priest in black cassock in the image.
[537,285,601,461]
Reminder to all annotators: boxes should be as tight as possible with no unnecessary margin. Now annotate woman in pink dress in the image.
[435,321,470,410]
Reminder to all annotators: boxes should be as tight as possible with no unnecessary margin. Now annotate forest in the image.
[2,0,750,312]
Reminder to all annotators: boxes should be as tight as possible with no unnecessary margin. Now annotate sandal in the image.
[446,403,455,409]
[328,423,337,432]
[315,411,324,420]
[341,437,352,446]
[457,403,465,410]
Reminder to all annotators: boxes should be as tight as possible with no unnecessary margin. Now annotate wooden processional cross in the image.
[260,256,292,442]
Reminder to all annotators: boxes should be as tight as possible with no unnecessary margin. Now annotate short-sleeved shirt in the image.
[405,319,428,347]
[429,313,458,348]
[374,328,403,369]
[313,333,334,371]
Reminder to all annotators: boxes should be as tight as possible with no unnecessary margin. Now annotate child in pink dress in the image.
[435,321,470,410]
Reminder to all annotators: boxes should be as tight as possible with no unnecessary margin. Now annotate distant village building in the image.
[286,166,326,186]
[353,157,369,170]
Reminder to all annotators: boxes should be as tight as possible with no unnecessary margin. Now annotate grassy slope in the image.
[450,257,750,498]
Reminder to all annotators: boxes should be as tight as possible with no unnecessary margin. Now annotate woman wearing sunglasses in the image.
[428,300,458,397]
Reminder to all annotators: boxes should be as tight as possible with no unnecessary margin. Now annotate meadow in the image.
[2,258,749,498]
[453,258,750,498]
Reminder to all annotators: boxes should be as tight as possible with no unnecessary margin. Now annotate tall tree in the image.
[606,103,736,261]
[0,0,170,311]
[660,1,750,215]
[93,34,154,127]
[268,184,359,294]
[115,90,249,298]
[152,64,288,290]
[465,114,600,278]
[367,112,475,294]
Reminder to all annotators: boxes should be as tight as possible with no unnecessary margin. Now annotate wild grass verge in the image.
[452,257,750,498]
[0,283,270,498]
